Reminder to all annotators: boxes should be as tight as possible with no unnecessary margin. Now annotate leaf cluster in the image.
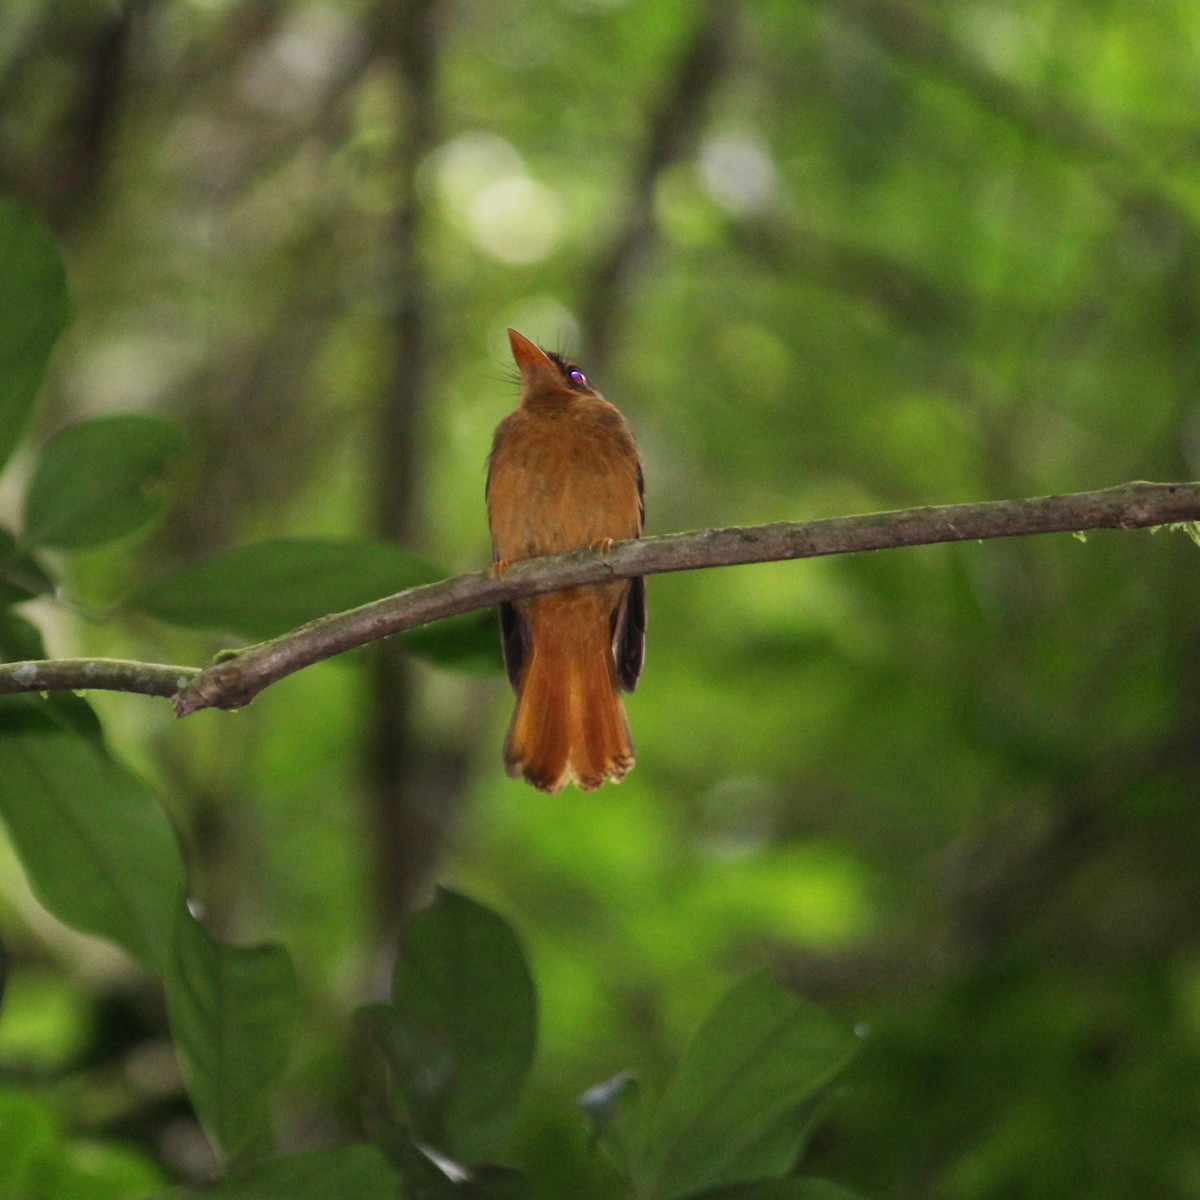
[0,202,864,1199]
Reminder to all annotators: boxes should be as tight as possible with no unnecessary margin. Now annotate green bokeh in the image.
[2,2,1200,1197]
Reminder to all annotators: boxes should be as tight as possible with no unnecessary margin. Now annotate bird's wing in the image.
[614,462,646,692]
[498,600,528,692]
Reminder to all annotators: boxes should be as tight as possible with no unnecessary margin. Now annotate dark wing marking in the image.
[499,600,528,692]
[613,462,646,692]
[615,575,646,692]
[486,435,525,688]
[485,440,496,502]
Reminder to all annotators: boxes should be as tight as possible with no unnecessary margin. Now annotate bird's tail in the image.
[504,596,634,793]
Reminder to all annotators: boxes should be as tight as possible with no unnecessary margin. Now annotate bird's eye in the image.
[570,370,587,387]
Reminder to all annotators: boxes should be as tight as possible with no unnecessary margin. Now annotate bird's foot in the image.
[589,537,615,555]
[489,559,511,581]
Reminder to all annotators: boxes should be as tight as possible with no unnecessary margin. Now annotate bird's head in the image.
[508,328,595,405]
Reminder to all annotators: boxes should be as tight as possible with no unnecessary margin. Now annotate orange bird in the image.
[486,328,645,793]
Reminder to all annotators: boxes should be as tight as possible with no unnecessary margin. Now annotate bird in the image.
[486,328,645,793]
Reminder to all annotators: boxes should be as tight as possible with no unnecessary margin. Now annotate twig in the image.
[0,482,1195,714]
[0,659,197,699]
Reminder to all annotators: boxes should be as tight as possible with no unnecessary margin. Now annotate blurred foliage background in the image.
[3,0,1200,1196]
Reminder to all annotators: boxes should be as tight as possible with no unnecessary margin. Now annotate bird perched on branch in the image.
[486,328,645,792]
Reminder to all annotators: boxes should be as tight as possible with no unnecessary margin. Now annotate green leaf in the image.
[0,714,184,971]
[0,612,105,745]
[401,610,503,674]
[0,608,46,662]
[459,1165,529,1199]
[577,1071,644,1186]
[362,1116,462,1199]
[21,415,183,550]
[0,1087,166,1199]
[365,1117,528,1200]
[710,1181,867,1200]
[0,527,54,605]
[129,538,442,641]
[640,971,860,1200]
[0,1086,57,1197]
[379,889,537,1165]
[130,538,498,672]
[170,1145,401,1199]
[164,900,300,1166]
[0,200,69,474]
[49,1140,167,1200]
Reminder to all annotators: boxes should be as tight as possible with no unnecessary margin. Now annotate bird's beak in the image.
[508,328,558,389]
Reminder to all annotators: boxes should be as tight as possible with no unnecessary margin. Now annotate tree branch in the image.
[368,0,449,931]
[580,0,740,368]
[837,0,1192,231]
[0,482,1196,715]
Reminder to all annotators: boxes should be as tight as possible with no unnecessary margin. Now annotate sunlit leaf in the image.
[21,415,183,549]
[0,714,184,971]
[378,889,537,1166]
[640,971,860,1200]
[0,968,89,1071]
[164,900,300,1166]
[0,200,69,474]
[52,1140,167,1200]
[0,1087,57,1197]
[0,1087,166,1199]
